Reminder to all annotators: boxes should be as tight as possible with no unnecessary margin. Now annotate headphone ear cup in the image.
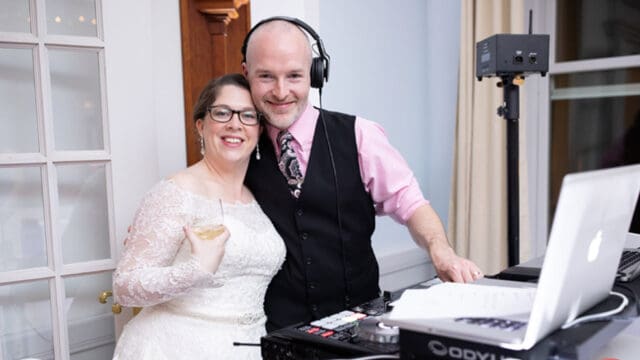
[310,56,325,89]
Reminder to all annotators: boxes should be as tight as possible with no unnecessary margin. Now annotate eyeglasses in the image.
[207,105,260,126]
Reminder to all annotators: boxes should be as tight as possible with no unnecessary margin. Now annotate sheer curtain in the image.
[448,0,531,275]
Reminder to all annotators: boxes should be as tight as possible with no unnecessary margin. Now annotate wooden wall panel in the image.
[180,0,250,166]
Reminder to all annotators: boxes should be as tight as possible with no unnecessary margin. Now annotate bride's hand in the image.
[183,225,229,273]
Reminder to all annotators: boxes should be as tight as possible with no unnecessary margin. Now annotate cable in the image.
[318,87,351,301]
[615,283,640,311]
[232,342,260,347]
[560,291,629,329]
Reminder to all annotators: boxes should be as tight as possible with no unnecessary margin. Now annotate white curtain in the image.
[448,0,531,275]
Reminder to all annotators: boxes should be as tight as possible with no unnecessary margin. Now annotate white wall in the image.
[318,0,461,257]
[151,2,187,179]
[103,0,186,332]
[104,0,186,251]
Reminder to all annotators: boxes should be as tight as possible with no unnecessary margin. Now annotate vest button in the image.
[311,304,318,312]
[296,209,303,216]
[301,232,308,240]
[309,282,316,290]
[306,257,313,265]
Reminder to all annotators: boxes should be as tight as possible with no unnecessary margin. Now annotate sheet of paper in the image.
[388,282,536,320]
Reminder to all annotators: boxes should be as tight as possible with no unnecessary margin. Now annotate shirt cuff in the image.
[382,179,429,224]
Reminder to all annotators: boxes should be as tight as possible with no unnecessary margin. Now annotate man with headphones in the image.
[243,17,483,332]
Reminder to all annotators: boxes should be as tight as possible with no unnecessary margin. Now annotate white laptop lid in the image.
[522,164,640,349]
[386,164,640,350]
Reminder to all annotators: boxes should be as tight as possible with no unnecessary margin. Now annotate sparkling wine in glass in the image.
[192,199,225,240]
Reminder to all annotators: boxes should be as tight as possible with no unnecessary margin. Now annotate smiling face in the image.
[243,20,312,130]
[195,84,260,166]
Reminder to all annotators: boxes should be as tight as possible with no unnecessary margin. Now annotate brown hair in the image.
[192,73,251,122]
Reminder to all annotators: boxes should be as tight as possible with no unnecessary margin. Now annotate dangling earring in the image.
[200,137,205,156]
[255,142,261,160]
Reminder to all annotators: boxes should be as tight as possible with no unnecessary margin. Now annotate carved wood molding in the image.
[194,0,248,24]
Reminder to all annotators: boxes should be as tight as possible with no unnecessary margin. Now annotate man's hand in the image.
[428,241,483,283]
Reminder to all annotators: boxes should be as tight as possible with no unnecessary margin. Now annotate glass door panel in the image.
[0,280,54,360]
[0,166,47,272]
[49,48,103,151]
[64,272,115,360]
[0,0,31,33]
[0,46,39,153]
[45,0,98,37]
[57,163,110,264]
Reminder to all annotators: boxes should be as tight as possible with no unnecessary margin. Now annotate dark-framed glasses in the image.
[207,105,260,126]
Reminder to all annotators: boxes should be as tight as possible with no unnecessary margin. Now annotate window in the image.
[530,0,640,247]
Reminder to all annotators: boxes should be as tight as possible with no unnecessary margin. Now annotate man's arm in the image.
[353,117,482,282]
[406,203,483,283]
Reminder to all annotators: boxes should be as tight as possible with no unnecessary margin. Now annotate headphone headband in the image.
[241,16,330,89]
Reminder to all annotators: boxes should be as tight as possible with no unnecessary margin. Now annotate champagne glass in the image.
[192,199,225,240]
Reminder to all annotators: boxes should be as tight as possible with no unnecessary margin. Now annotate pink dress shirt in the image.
[266,104,428,224]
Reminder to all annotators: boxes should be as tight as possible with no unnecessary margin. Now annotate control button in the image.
[366,309,380,316]
[301,232,308,240]
[306,327,320,334]
[296,209,303,216]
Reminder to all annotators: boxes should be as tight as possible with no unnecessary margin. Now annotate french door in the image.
[0,0,118,359]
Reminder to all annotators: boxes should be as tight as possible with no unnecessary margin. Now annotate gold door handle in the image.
[98,290,142,315]
[98,290,112,304]
[112,303,122,314]
[98,290,122,314]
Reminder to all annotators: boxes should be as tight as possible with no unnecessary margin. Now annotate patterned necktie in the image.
[277,131,304,198]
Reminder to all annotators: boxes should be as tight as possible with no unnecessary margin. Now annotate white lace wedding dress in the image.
[112,180,285,360]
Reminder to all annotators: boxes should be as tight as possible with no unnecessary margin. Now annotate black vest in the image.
[246,109,379,331]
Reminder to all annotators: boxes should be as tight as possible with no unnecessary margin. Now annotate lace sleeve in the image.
[113,181,219,307]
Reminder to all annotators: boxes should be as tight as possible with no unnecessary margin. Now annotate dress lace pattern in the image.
[112,180,285,359]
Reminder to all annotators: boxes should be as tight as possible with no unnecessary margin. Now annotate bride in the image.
[111,74,285,359]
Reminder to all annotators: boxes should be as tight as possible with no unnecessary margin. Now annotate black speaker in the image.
[241,16,330,89]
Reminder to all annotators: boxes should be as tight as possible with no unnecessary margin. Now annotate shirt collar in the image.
[266,103,319,151]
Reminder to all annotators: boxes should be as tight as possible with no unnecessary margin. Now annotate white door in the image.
[0,0,138,358]
[1,0,187,357]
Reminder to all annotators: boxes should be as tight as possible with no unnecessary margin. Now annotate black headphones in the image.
[241,16,330,89]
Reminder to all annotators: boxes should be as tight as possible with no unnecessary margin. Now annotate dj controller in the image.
[261,291,402,359]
